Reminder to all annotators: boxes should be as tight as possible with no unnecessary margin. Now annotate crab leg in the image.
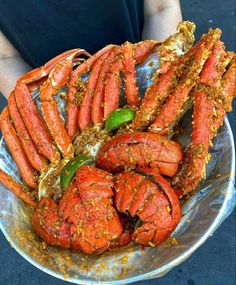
[131,29,220,131]
[174,41,231,195]
[103,41,162,119]
[122,41,140,107]
[15,83,60,163]
[40,57,78,158]
[130,51,194,131]
[91,47,121,125]
[8,92,48,172]
[27,77,48,92]
[210,55,236,134]
[103,41,161,119]
[134,40,161,64]
[66,45,115,139]
[0,108,37,188]
[78,50,113,130]
[149,21,196,82]
[131,25,198,131]
[103,57,124,119]
[0,170,36,207]
[149,29,222,134]
[131,67,177,131]
[15,49,88,162]
[221,54,236,112]
[19,49,90,85]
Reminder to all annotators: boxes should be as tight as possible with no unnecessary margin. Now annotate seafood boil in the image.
[0,21,235,254]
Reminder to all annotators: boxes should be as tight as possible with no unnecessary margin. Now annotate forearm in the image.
[0,31,31,99]
[142,0,182,41]
[0,55,31,98]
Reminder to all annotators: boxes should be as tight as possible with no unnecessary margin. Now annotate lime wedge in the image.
[60,154,93,190]
[105,108,135,131]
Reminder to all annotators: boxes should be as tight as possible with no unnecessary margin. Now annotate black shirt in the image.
[0,0,144,67]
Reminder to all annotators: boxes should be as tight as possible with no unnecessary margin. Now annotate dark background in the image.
[0,0,235,284]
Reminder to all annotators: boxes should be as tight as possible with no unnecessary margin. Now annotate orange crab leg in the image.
[134,40,161,64]
[40,59,75,158]
[69,45,116,80]
[27,77,47,92]
[0,170,36,207]
[15,83,60,163]
[174,41,230,195]
[78,50,113,130]
[19,49,90,85]
[8,92,48,172]
[149,30,222,134]
[130,24,195,119]
[221,54,236,112]
[191,91,212,176]
[102,41,160,120]
[91,47,121,124]
[201,52,235,139]
[131,67,177,131]
[66,45,115,139]
[122,41,140,107]
[14,49,85,162]
[211,55,236,134]
[130,60,188,131]
[103,57,124,119]
[15,49,88,161]
[0,108,37,189]
[66,78,85,140]
[131,30,219,131]
[186,43,228,189]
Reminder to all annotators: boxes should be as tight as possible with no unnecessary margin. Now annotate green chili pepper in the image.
[60,154,93,189]
[105,108,135,131]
